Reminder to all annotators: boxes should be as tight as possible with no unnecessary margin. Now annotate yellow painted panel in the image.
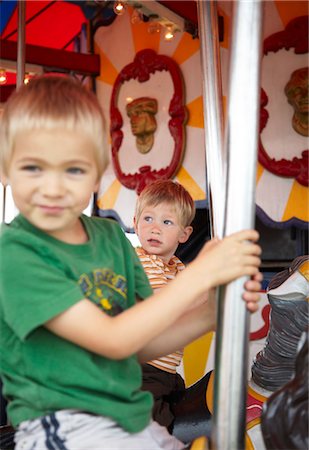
[132,22,160,54]
[245,432,256,450]
[246,418,262,432]
[187,96,204,129]
[299,261,309,281]
[95,45,119,86]
[190,436,209,450]
[256,162,264,184]
[183,332,214,387]
[206,370,214,413]
[97,179,122,210]
[172,32,200,65]
[282,181,309,222]
[176,166,206,201]
[275,0,309,26]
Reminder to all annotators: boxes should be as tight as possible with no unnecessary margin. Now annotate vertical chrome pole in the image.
[197,0,225,239]
[16,0,26,88]
[1,0,25,224]
[1,188,6,223]
[212,1,263,449]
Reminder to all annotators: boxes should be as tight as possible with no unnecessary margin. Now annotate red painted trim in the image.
[0,39,100,76]
[0,84,15,103]
[259,16,308,186]
[250,304,271,341]
[110,49,187,194]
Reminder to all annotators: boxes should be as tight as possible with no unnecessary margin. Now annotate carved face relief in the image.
[126,97,158,154]
[110,49,187,194]
[259,16,308,187]
[285,67,309,137]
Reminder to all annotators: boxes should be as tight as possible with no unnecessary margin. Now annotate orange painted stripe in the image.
[206,370,214,414]
[256,162,264,184]
[246,418,261,431]
[172,32,200,65]
[94,44,119,86]
[183,332,214,388]
[176,166,206,201]
[274,0,309,26]
[282,181,309,222]
[247,385,267,403]
[186,96,204,129]
[245,430,256,450]
[299,261,309,282]
[190,436,209,450]
[97,179,122,210]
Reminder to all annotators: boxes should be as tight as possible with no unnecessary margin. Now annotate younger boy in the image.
[134,180,195,431]
[134,180,260,432]
[0,75,261,450]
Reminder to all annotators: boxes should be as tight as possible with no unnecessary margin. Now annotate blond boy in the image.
[0,75,261,450]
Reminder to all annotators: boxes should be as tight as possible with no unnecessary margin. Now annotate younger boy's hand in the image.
[242,271,263,313]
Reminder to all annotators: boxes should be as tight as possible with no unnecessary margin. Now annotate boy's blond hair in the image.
[0,75,109,178]
[135,179,195,228]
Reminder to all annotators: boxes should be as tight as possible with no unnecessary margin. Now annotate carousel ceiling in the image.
[0,0,198,101]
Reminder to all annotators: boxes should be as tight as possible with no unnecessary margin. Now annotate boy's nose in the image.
[151,223,161,234]
[41,173,65,197]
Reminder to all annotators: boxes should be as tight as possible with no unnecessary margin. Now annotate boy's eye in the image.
[67,167,85,175]
[163,219,173,226]
[21,165,41,172]
[144,216,153,223]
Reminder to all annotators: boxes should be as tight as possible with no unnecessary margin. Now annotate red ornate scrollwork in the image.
[110,49,187,194]
[259,16,308,186]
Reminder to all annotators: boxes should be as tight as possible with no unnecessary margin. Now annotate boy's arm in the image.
[45,229,261,361]
[137,300,215,363]
[137,274,262,362]
[45,269,215,360]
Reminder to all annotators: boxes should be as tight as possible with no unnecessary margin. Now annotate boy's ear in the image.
[178,226,193,244]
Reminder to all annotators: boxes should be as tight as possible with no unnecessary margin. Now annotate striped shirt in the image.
[136,246,186,374]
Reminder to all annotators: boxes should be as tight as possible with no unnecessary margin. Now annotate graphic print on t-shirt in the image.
[78,268,127,316]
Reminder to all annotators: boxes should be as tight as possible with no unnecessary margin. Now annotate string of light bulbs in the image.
[113,1,179,40]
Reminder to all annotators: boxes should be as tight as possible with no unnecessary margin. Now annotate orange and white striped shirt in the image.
[136,246,186,374]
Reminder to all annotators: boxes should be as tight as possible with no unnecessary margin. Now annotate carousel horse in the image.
[251,255,309,391]
[170,255,308,449]
[248,255,308,448]
[261,329,308,449]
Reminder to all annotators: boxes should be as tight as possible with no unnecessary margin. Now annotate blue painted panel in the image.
[0,0,16,35]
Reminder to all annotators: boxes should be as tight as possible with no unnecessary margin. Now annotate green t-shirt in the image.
[0,214,153,431]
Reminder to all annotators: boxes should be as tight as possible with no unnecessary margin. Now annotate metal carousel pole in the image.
[1,0,25,224]
[211,1,264,449]
[197,0,225,240]
[16,0,26,89]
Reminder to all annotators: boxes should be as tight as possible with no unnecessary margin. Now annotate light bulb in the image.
[164,25,174,41]
[113,1,126,16]
[0,69,7,85]
[24,73,31,85]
